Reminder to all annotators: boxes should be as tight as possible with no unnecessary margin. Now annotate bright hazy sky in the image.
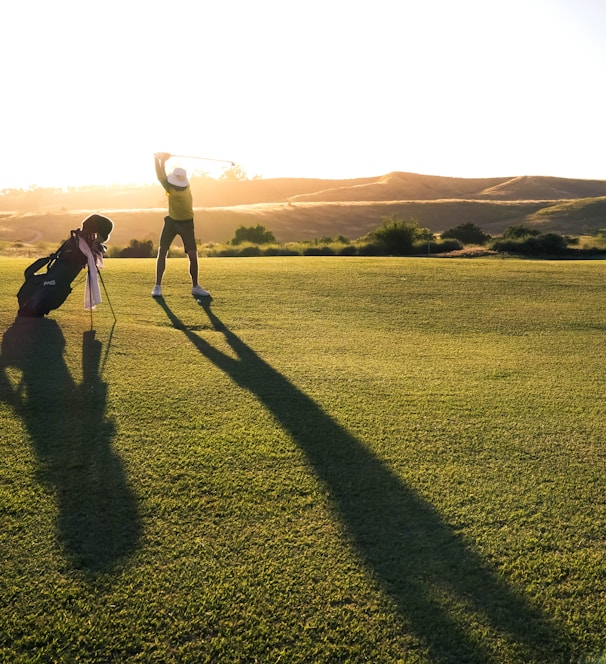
[2,0,606,190]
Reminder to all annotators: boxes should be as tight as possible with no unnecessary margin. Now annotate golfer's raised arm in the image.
[154,153,169,188]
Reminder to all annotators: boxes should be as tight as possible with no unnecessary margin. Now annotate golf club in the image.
[156,153,236,167]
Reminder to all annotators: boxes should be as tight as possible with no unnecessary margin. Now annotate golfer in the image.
[151,152,210,298]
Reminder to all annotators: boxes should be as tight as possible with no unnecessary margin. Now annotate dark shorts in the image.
[159,217,196,252]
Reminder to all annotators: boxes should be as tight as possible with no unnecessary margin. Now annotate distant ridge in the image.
[285,172,606,204]
[3,171,606,246]
[471,175,606,201]
[3,171,606,210]
[287,172,508,203]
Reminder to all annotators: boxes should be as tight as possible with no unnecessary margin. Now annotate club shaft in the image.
[170,154,235,166]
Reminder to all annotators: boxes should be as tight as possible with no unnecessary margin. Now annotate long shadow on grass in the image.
[0,317,141,574]
[157,298,571,663]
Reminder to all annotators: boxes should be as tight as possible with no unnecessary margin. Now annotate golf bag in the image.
[17,214,113,318]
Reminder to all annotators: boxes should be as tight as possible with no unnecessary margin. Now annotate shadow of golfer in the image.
[0,317,141,574]
[156,298,571,662]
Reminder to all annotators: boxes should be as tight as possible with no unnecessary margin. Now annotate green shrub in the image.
[442,223,490,245]
[357,242,384,256]
[502,224,540,239]
[369,215,434,255]
[492,232,569,255]
[419,239,463,254]
[213,247,240,257]
[107,245,123,258]
[303,246,336,256]
[238,245,262,257]
[120,239,155,258]
[231,224,276,245]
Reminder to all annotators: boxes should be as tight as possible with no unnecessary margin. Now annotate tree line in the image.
[109,217,606,258]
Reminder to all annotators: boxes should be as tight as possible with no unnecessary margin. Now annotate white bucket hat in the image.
[167,167,189,187]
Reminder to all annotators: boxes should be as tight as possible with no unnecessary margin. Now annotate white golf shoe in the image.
[192,285,211,297]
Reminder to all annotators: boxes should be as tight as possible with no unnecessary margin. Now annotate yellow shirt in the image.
[155,160,194,221]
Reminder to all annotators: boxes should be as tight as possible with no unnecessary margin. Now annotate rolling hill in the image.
[2,172,606,246]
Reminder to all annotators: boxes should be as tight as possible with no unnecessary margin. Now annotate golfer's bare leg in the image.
[156,248,168,286]
[186,249,199,287]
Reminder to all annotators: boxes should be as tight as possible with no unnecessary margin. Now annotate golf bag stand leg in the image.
[97,269,117,322]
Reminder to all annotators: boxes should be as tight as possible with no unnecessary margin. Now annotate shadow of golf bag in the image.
[17,214,114,318]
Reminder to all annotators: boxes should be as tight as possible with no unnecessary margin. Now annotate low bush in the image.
[231,224,276,245]
[120,239,155,258]
[303,246,337,256]
[357,242,385,256]
[368,215,433,255]
[237,245,262,257]
[420,239,463,254]
[492,232,569,256]
[502,224,541,239]
[442,222,491,245]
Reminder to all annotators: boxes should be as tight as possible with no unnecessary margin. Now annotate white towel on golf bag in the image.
[78,236,103,310]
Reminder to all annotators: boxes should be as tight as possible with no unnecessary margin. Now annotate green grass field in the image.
[1,256,604,663]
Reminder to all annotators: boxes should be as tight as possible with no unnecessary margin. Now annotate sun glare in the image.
[2,0,606,190]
